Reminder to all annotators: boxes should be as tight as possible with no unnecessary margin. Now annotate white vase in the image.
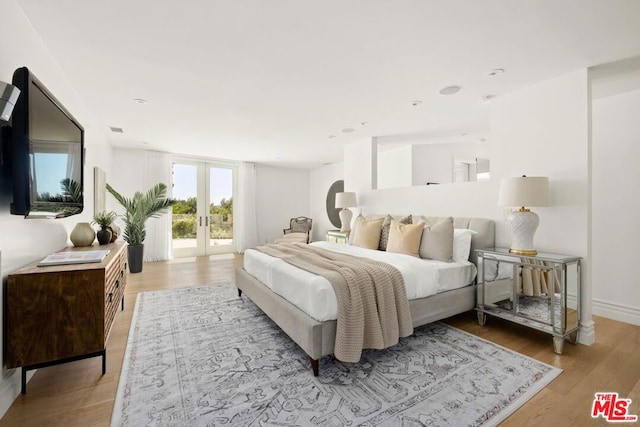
[70,222,96,247]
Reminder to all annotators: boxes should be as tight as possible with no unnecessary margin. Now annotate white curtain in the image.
[142,151,173,261]
[235,161,259,252]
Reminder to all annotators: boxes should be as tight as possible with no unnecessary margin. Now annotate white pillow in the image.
[452,228,477,262]
[478,254,514,282]
[348,214,365,245]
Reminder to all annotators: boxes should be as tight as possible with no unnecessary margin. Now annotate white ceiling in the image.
[15,0,640,168]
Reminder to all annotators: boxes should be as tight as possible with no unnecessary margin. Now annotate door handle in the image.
[206,216,209,227]
[199,216,202,226]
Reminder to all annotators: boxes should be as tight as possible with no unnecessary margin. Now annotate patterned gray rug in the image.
[111,283,561,426]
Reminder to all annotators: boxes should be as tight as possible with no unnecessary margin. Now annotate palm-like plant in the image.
[92,210,117,228]
[60,178,82,203]
[106,183,176,246]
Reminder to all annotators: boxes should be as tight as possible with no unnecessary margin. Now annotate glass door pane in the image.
[172,162,204,257]
[172,160,236,258]
[206,166,234,254]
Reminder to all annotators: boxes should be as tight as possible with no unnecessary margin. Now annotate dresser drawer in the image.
[104,246,127,339]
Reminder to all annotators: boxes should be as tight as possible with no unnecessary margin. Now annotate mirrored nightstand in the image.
[326,230,350,244]
[475,247,581,354]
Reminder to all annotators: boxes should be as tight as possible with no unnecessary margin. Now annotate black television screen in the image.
[10,67,84,218]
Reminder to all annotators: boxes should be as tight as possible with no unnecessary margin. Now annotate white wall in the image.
[411,144,454,185]
[344,70,594,345]
[0,0,112,416]
[592,88,640,325]
[309,162,343,242]
[492,70,593,341]
[492,71,590,256]
[255,165,310,244]
[378,145,412,189]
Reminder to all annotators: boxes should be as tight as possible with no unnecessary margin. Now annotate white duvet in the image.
[243,241,476,322]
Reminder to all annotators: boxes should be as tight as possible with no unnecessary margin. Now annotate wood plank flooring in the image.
[1,254,638,426]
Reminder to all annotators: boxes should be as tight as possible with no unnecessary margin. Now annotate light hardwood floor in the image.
[1,254,638,426]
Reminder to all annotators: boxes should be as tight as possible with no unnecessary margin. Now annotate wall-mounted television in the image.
[10,67,84,218]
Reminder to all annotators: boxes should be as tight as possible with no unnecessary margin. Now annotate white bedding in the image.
[243,241,477,322]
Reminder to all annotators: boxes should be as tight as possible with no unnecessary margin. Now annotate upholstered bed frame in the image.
[236,216,495,376]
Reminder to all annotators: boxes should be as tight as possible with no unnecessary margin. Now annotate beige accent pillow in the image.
[419,217,454,262]
[352,217,384,249]
[386,220,424,258]
[379,214,412,251]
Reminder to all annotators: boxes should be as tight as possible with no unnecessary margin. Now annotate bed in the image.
[236,216,495,375]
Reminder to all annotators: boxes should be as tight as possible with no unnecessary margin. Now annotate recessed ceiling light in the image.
[341,128,355,134]
[328,135,336,139]
[411,100,422,106]
[481,95,495,102]
[133,98,147,104]
[110,127,123,133]
[360,121,368,126]
[484,68,504,77]
[439,86,462,95]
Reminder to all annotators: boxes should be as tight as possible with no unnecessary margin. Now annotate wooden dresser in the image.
[6,241,128,393]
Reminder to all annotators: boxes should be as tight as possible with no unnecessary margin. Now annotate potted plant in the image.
[92,210,117,245]
[106,183,176,273]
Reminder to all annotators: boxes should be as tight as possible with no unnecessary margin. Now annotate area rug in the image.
[111,283,561,426]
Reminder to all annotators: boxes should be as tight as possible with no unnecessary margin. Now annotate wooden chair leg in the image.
[237,288,242,297]
[310,358,319,376]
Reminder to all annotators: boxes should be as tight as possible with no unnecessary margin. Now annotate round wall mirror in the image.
[325,180,344,228]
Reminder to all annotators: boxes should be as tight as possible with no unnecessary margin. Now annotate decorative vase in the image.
[108,224,120,243]
[96,226,112,245]
[70,222,96,247]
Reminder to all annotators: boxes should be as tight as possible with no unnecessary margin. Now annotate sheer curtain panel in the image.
[143,151,173,261]
[235,162,259,252]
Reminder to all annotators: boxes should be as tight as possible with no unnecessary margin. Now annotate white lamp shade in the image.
[335,192,357,208]
[498,176,549,208]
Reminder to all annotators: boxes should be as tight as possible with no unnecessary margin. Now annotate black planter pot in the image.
[96,227,112,245]
[128,244,144,273]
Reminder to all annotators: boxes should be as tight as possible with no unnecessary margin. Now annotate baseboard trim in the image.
[0,368,21,418]
[592,299,640,326]
[0,368,36,419]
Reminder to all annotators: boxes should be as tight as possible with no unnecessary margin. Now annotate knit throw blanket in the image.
[254,243,413,363]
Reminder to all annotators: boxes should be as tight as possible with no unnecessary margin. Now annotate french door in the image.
[171,159,236,257]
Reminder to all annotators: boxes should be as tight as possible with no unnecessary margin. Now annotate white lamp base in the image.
[339,208,353,232]
[506,209,540,256]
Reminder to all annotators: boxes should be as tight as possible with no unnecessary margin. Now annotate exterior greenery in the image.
[172,197,233,240]
[33,178,83,217]
[106,183,176,246]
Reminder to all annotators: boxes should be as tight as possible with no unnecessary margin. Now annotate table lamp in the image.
[335,192,357,232]
[498,175,549,256]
